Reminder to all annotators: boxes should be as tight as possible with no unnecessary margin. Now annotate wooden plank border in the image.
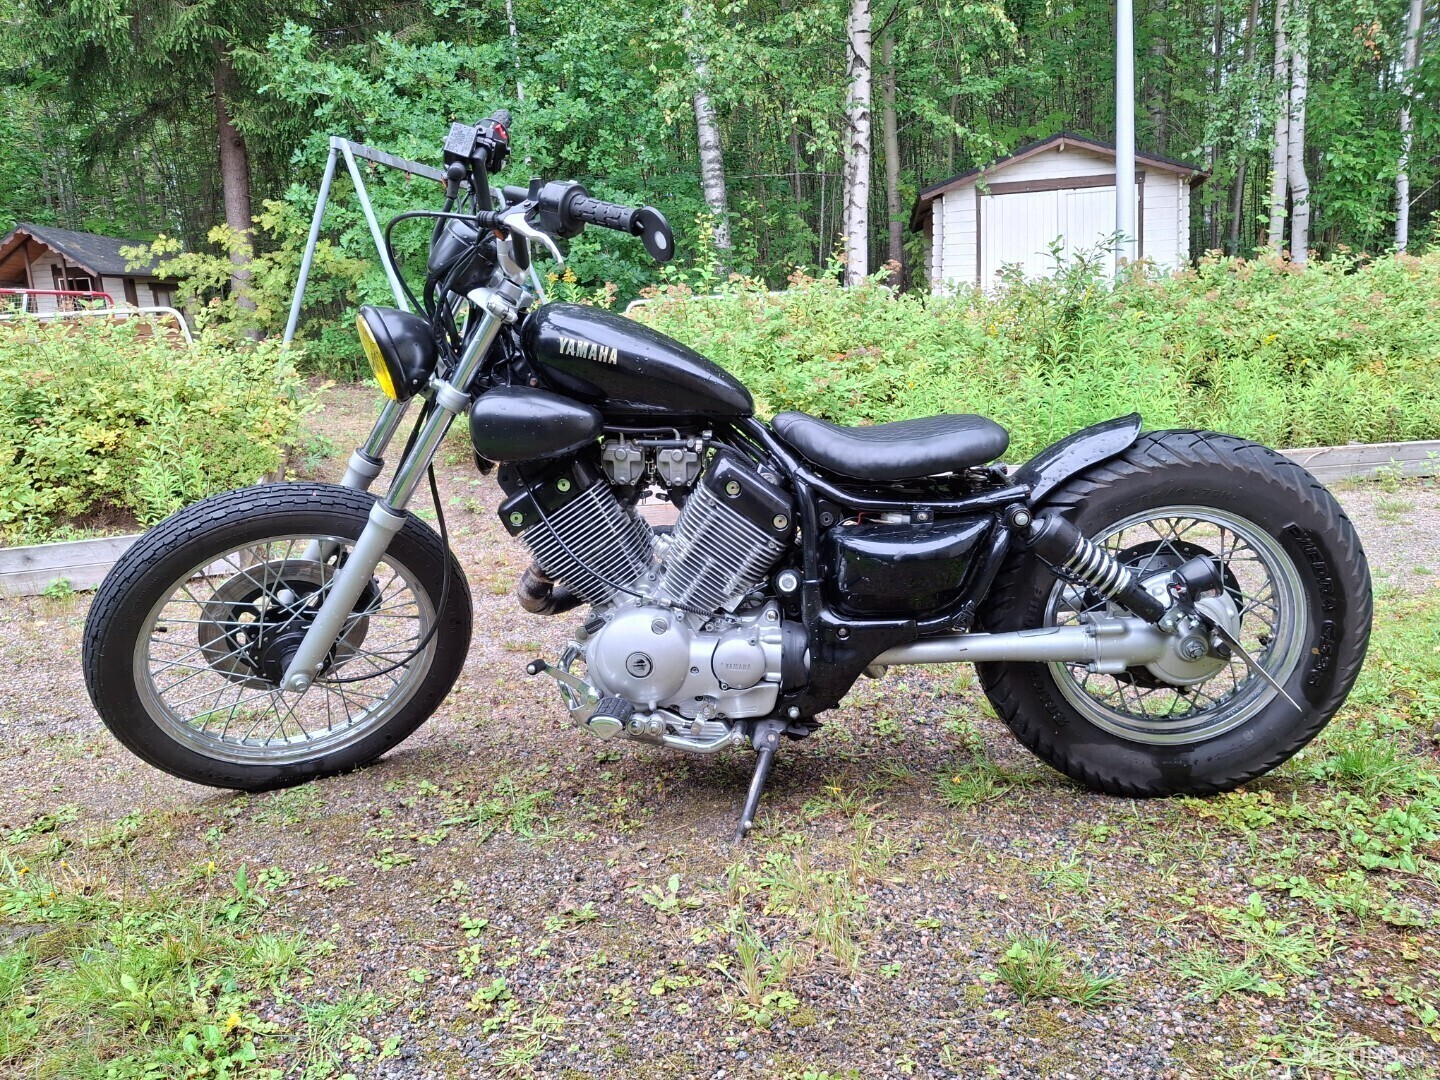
[1278,440,1440,483]
[0,534,138,598]
[1,440,1437,598]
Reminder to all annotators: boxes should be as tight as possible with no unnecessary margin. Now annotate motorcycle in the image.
[82,112,1373,839]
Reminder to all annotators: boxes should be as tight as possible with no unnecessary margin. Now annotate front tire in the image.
[977,430,1371,797]
[82,483,473,790]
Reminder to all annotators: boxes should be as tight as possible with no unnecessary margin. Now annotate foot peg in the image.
[586,696,632,739]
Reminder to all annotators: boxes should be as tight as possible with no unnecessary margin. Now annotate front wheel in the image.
[82,483,473,790]
[977,430,1371,797]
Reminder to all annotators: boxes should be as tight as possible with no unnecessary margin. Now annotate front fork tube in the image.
[302,398,412,565]
[281,311,502,692]
[340,397,411,491]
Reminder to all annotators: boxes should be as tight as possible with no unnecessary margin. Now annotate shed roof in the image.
[910,131,1207,230]
[0,222,169,281]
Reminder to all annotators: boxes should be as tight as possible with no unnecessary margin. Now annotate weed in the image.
[936,756,1036,808]
[0,857,310,1073]
[1032,855,1093,894]
[636,873,701,917]
[1172,946,1283,1000]
[40,578,73,601]
[442,774,557,842]
[710,917,802,1029]
[993,933,1120,1007]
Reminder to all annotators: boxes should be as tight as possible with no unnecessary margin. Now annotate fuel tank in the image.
[522,303,753,420]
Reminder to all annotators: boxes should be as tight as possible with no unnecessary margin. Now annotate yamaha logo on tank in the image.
[558,334,619,366]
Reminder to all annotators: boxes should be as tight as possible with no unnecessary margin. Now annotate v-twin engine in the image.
[500,448,800,727]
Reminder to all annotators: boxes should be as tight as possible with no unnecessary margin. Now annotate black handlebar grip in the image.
[501,185,530,206]
[569,195,638,234]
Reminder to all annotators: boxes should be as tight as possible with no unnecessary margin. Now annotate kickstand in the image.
[732,719,787,842]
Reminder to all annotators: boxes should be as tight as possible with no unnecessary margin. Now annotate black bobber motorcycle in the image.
[83,112,1372,838]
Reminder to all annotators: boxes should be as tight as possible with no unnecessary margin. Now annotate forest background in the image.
[1,0,1437,320]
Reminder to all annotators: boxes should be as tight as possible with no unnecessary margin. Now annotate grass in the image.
[993,932,1121,1007]
[0,858,311,1076]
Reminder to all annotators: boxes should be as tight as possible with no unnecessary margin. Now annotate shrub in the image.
[0,321,314,541]
[633,251,1440,461]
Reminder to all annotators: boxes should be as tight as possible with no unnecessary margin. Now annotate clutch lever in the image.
[500,202,565,265]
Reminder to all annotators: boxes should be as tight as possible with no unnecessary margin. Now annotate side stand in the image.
[732,719,788,842]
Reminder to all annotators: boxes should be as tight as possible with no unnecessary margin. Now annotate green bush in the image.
[633,250,1440,461]
[0,321,314,541]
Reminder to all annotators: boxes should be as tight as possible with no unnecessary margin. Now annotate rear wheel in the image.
[976,431,1371,796]
[82,483,473,790]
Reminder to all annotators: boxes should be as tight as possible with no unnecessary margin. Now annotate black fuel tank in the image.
[522,303,752,419]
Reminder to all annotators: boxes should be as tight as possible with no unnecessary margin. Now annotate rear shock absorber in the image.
[1022,513,1169,624]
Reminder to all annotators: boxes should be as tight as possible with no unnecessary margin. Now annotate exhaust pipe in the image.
[517,564,582,616]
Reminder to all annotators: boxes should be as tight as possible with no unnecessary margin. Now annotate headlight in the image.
[356,306,438,402]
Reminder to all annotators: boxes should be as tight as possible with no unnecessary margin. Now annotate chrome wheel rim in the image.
[1044,505,1307,745]
[134,535,436,765]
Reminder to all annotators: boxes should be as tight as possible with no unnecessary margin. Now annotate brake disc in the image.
[197,558,373,689]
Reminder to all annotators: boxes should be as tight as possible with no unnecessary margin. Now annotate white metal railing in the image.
[0,304,194,344]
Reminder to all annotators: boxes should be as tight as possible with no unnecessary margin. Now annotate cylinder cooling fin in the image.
[657,450,794,612]
[497,461,654,606]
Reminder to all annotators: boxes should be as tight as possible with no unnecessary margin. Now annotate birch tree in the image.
[1396,0,1424,251]
[1266,0,1291,249]
[1287,0,1311,263]
[684,3,732,261]
[881,31,903,275]
[841,0,872,285]
[1227,0,1262,255]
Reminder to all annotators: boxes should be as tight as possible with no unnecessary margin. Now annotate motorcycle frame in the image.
[281,197,1153,712]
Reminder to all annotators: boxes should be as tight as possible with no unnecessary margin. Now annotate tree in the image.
[1287,0,1312,262]
[1396,0,1425,251]
[1267,0,1291,250]
[1226,0,1262,254]
[841,0,872,284]
[684,3,733,263]
[880,30,903,275]
[28,0,379,299]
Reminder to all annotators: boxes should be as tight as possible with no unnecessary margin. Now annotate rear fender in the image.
[1013,414,1142,505]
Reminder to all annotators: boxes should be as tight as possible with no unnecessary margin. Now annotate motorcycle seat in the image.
[771,411,1009,482]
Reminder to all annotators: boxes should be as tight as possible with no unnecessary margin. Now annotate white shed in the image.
[911,132,1207,290]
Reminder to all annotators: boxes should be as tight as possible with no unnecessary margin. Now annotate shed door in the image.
[980,185,1136,283]
[981,190,1065,282]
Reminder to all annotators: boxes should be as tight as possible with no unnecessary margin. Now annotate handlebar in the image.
[449,117,674,264]
[568,194,638,233]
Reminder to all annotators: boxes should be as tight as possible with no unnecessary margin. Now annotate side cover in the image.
[470,385,603,463]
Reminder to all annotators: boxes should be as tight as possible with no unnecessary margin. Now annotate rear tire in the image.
[976,430,1371,797]
[82,483,473,790]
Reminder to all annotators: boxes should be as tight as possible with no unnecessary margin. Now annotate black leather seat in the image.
[771,411,1009,482]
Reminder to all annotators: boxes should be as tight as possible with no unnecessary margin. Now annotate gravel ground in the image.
[1,383,1437,1078]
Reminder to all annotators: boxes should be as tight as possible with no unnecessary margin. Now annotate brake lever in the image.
[501,203,565,265]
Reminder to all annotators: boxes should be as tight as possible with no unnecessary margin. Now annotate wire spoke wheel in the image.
[1043,504,1307,745]
[134,533,437,766]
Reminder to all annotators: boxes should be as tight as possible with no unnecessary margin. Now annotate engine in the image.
[498,442,802,736]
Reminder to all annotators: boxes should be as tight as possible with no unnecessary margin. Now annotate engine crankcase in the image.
[585,601,785,719]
